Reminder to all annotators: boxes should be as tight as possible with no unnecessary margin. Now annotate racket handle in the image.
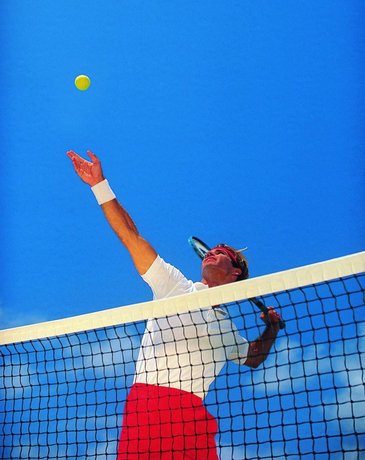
[249,297,286,330]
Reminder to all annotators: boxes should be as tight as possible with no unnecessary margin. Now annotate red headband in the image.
[210,245,240,266]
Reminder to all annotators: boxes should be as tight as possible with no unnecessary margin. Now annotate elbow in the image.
[120,230,142,248]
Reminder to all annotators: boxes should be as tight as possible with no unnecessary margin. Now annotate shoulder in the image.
[142,255,207,300]
[141,255,187,287]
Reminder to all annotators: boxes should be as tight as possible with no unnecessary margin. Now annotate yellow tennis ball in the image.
[75,75,91,91]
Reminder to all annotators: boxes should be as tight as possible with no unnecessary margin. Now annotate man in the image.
[67,150,282,460]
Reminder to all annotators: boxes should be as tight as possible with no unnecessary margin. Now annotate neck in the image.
[201,279,220,288]
[201,277,235,288]
[201,265,239,287]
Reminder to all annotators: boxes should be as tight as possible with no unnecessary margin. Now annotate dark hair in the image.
[216,244,249,281]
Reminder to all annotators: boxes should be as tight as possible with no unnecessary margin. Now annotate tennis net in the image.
[1,252,364,459]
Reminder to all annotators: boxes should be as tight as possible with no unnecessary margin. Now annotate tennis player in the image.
[67,150,282,460]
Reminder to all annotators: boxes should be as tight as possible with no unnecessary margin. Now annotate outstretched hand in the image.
[260,307,282,333]
[67,150,105,187]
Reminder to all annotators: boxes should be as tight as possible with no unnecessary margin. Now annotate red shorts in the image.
[117,383,218,460]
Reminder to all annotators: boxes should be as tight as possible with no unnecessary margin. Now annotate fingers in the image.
[67,150,100,172]
[270,311,281,323]
[70,155,83,170]
[87,150,100,163]
[260,307,281,324]
[66,150,87,177]
[67,151,87,173]
[67,150,83,161]
[67,150,93,171]
[67,150,97,164]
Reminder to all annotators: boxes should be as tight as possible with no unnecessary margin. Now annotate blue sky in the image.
[1,1,364,330]
[1,3,364,459]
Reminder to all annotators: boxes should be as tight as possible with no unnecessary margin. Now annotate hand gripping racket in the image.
[188,236,285,329]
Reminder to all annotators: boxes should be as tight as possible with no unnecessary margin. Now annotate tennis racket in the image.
[188,236,285,329]
[188,236,211,260]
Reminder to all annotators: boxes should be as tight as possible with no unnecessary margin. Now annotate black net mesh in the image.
[1,272,364,459]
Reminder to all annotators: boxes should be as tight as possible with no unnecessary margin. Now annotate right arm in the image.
[100,199,157,275]
[67,150,157,275]
[244,308,281,369]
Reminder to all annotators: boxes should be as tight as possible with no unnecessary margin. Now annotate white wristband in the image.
[91,179,116,205]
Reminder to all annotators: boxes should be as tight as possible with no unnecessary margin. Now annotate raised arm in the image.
[244,307,281,369]
[67,150,157,275]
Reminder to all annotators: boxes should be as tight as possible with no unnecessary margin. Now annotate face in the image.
[201,248,241,286]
